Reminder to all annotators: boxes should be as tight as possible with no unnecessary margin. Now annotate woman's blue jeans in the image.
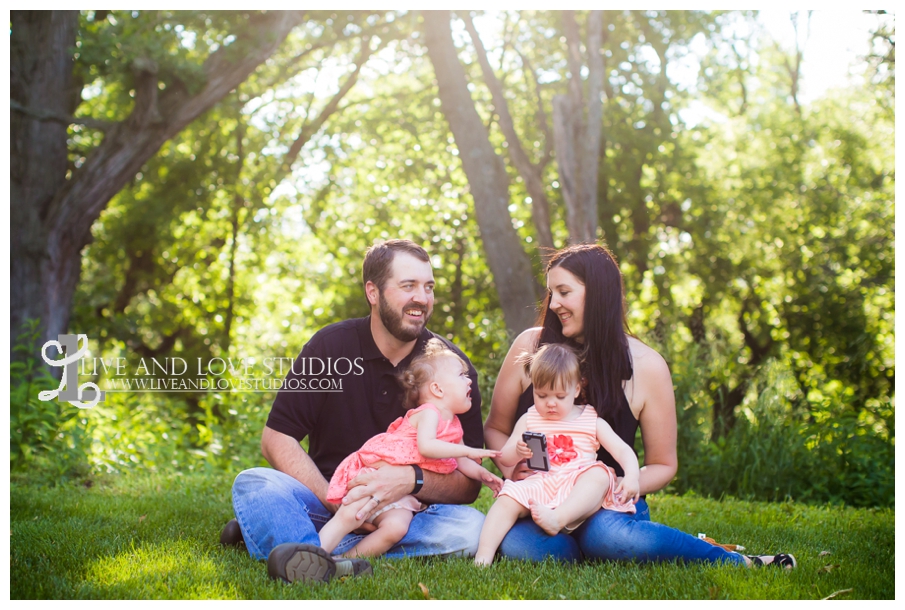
[499,498,746,565]
[231,467,485,560]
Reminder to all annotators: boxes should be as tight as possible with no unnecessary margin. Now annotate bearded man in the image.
[221,240,486,583]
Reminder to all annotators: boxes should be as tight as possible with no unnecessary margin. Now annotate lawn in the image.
[10,471,894,600]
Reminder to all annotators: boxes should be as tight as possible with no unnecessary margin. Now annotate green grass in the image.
[10,471,894,599]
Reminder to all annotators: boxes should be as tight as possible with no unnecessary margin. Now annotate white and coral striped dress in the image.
[499,405,636,514]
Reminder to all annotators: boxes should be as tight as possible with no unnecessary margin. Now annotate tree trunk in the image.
[423,10,539,336]
[10,10,304,361]
[10,10,80,359]
[580,11,605,244]
[551,10,606,245]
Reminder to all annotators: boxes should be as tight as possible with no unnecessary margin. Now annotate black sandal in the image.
[747,553,797,569]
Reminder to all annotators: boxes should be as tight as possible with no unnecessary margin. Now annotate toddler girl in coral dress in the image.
[319,338,502,558]
[475,343,640,565]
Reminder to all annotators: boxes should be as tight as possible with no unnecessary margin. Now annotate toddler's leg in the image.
[318,496,370,554]
[530,467,609,536]
[474,496,530,566]
[342,508,413,558]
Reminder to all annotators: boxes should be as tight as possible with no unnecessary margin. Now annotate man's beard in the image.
[378,292,431,342]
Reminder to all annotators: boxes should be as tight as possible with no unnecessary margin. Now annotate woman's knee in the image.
[499,519,582,563]
[575,510,642,561]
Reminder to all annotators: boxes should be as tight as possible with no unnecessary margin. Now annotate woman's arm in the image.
[632,345,679,495]
[484,328,540,478]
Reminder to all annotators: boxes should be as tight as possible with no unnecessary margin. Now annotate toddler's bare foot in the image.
[529,502,563,537]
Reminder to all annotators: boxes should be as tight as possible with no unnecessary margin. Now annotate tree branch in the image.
[48,10,306,273]
[516,50,554,170]
[246,18,402,101]
[279,34,376,176]
[462,12,553,250]
[562,11,585,109]
[10,99,113,131]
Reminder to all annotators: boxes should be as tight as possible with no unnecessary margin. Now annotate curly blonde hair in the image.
[398,338,466,409]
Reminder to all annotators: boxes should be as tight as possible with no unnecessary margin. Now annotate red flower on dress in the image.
[548,434,578,465]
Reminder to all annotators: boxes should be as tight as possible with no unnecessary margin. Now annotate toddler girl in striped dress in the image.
[475,343,640,566]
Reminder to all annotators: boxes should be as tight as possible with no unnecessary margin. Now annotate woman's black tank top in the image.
[514,380,639,477]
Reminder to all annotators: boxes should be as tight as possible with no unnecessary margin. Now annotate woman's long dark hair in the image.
[536,244,633,421]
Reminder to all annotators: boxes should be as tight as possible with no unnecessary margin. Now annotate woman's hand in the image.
[508,459,535,482]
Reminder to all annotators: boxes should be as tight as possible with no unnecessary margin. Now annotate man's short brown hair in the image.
[362,239,430,291]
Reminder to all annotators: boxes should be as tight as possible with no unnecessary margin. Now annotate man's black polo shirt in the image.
[266,316,484,480]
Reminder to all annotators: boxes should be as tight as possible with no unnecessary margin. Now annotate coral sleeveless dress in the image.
[326,403,463,511]
[499,405,636,516]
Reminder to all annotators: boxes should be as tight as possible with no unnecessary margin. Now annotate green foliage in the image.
[669,352,894,507]
[10,472,895,599]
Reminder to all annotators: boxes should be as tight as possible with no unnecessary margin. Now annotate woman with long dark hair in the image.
[484,244,795,567]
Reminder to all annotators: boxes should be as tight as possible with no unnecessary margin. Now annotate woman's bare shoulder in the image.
[513,327,543,348]
[625,337,675,420]
[627,337,671,380]
[498,327,541,380]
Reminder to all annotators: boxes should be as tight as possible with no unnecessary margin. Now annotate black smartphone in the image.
[522,431,550,472]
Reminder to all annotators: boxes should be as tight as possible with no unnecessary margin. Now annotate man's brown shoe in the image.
[219,518,245,547]
[267,542,372,584]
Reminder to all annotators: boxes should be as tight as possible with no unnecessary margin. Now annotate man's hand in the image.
[343,464,415,522]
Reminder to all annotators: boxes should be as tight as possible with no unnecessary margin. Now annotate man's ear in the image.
[365,281,380,307]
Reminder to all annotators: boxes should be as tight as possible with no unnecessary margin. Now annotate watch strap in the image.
[410,464,424,495]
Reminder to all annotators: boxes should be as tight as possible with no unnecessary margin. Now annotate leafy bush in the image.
[669,352,894,507]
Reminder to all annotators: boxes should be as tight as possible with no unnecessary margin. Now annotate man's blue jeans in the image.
[499,498,746,565]
[231,467,485,560]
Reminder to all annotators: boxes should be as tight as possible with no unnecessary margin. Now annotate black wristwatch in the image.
[410,464,424,495]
